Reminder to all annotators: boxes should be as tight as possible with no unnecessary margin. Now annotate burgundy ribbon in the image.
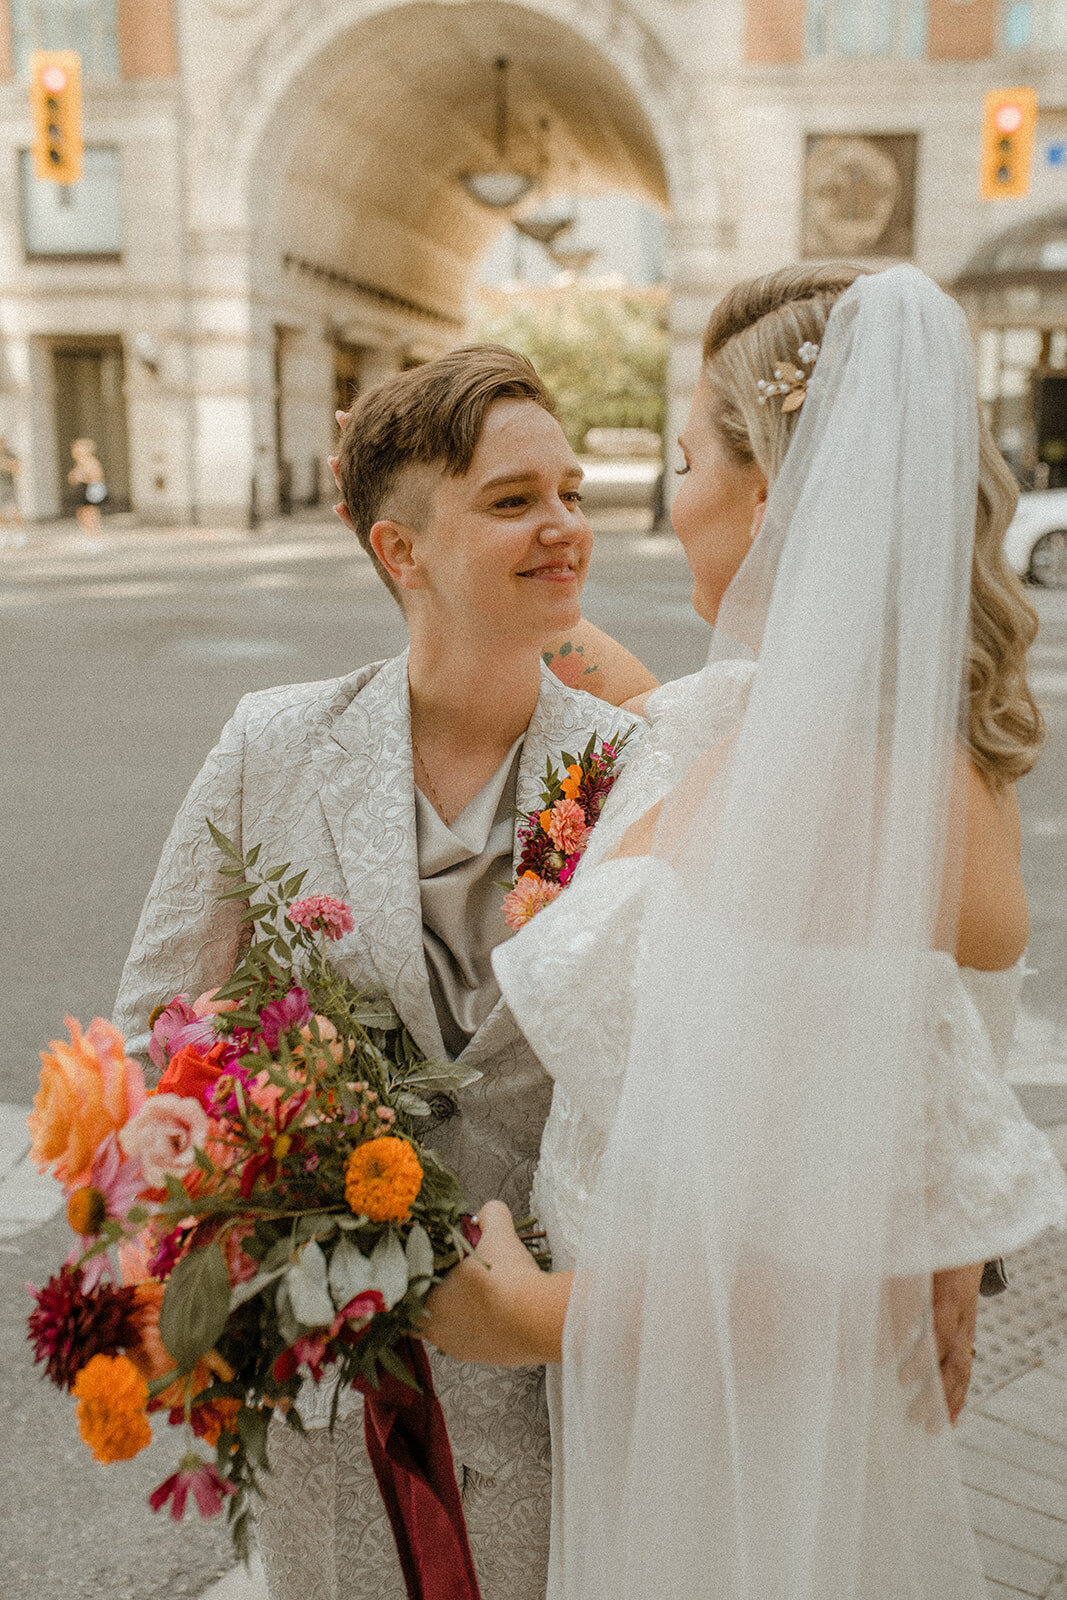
[355,1336,482,1600]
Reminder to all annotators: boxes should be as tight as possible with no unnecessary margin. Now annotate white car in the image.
[1003,488,1067,588]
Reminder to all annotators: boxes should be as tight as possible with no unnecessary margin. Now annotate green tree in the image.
[473,289,668,451]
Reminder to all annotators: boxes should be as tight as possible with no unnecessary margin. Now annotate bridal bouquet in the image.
[502,728,633,928]
[26,824,484,1585]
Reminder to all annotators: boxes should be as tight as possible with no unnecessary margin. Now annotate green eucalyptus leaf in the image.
[262,1237,294,1273]
[237,1405,270,1470]
[274,1279,303,1348]
[229,1263,289,1311]
[295,1214,337,1245]
[405,1223,434,1286]
[159,1242,231,1374]
[378,1345,420,1390]
[370,1230,409,1310]
[286,1241,335,1327]
[328,1236,377,1308]
[394,1091,432,1117]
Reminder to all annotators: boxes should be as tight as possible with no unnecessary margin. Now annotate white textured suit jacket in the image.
[113,649,637,1475]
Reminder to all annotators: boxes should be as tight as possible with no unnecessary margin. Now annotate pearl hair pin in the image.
[756,341,820,412]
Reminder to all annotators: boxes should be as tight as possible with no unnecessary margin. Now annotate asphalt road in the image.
[1,513,1064,1600]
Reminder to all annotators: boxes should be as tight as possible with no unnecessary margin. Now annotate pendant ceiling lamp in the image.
[459,57,535,210]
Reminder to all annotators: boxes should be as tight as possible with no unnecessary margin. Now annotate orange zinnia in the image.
[560,763,583,801]
[72,1353,152,1462]
[344,1136,423,1223]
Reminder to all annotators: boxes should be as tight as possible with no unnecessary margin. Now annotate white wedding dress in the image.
[494,658,1067,1597]
[498,660,1067,1278]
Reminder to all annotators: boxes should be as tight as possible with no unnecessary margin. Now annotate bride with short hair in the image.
[422,263,1067,1599]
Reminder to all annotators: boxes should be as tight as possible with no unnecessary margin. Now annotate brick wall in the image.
[927,0,995,60]
[745,0,805,62]
[118,0,177,78]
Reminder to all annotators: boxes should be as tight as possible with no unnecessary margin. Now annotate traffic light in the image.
[980,88,1037,199]
[30,51,83,185]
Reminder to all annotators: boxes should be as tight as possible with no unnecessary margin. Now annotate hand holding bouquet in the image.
[27,823,485,1587]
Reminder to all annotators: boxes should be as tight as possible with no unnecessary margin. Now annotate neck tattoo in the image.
[411,731,451,827]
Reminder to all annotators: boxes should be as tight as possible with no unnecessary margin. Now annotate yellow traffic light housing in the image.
[980,87,1037,200]
[30,51,83,185]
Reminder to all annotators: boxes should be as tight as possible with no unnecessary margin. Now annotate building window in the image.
[1002,0,1067,48]
[807,0,929,56]
[20,147,122,257]
[11,0,120,80]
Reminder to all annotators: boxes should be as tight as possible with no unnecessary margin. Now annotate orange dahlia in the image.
[344,1136,423,1223]
[72,1352,152,1462]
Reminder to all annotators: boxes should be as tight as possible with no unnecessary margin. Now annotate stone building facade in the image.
[0,0,1064,524]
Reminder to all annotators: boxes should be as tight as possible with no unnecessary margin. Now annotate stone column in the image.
[0,331,54,519]
[180,230,263,528]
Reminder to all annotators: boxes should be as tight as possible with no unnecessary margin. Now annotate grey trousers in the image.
[256,1403,551,1600]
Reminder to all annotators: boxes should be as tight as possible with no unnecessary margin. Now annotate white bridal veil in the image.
[556,267,989,1599]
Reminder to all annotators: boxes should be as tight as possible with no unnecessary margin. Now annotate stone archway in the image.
[954,210,1067,482]
[177,0,718,522]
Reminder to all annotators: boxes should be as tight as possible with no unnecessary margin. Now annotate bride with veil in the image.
[422,262,1067,1599]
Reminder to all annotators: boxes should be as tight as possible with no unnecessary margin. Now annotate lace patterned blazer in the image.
[112,650,637,1485]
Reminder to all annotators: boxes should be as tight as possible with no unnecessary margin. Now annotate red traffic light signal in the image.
[981,88,1037,199]
[30,51,83,185]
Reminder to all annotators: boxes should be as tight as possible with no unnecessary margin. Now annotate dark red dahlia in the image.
[27,1266,142,1391]
[579,770,616,816]
[516,827,553,877]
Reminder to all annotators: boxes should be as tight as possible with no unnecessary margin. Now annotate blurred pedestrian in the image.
[0,434,24,546]
[67,438,108,534]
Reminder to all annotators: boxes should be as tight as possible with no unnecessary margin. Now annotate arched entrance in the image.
[178,0,709,523]
[954,210,1067,485]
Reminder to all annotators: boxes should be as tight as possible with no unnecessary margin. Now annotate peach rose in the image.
[29,1017,147,1192]
[119,1093,209,1189]
[192,988,239,1020]
[292,1016,344,1074]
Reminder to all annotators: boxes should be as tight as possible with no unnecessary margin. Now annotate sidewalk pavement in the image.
[0,481,658,584]
[3,1103,1064,1599]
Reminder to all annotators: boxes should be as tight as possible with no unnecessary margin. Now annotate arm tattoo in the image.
[542,641,601,677]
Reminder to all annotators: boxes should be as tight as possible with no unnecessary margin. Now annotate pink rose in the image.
[119,1094,210,1189]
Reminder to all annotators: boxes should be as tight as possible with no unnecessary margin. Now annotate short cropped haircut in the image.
[337,345,556,603]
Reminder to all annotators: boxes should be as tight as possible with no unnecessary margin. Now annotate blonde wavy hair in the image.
[702,263,1044,787]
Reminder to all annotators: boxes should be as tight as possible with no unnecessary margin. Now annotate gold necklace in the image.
[411,731,451,826]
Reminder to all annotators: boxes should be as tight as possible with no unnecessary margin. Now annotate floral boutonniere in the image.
[503,727,634,929]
